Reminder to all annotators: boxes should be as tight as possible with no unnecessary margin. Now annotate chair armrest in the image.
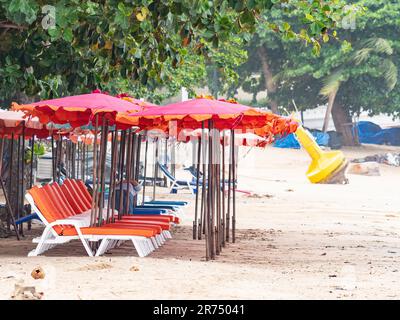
[48,219,88,228]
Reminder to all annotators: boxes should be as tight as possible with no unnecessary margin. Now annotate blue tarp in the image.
[274,130,330,149]
[356,121,400,146]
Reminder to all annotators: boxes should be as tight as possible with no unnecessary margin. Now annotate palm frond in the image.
[320,70,343,97]
[353,37,393,65]
[380,59,398,91]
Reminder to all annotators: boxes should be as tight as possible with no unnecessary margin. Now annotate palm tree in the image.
[320,37,398,145]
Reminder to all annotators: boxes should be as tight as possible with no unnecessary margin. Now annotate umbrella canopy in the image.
[117,97,298,138]
[115,93,158,108]
[12,93,145,128]
[0,110,51,138]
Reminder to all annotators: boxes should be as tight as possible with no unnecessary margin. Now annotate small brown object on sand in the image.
[130,266,140,272]
[31,266,45,280]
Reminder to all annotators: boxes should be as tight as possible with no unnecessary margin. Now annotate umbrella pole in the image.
[216,132,221,255]
[16,134,21,235]
[0,138,19,240]
[204,122,210,261]
[65,141,69,178]
[107,131,116,223]
[81,142,85,181]
[208,119,215,260]
[20,123,26,236]
[86,139,89,180]
[164,139,168,187]
[134,133,141,207]
[142,133,149,204]
[193,133,201,240]
[152,138,158,201]
[57,137,62,183]
[76,142,80,180]
[231,129,236,243]
[97,119,108,226]
[118,130,126,219]
[130,133,137,208]
[29,136,35,188]
[51,135,55,182]
[200,122,207,240]
[221,131,226,247]
[226,133,232,243]
[7,134,14,231]
[124,129,132,214]
[90,115,99,227]
[72,142,76,179]
[111,130,119,222]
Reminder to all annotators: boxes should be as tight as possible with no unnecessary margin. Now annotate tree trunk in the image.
[331,101,357,146]
[258,46,279,114]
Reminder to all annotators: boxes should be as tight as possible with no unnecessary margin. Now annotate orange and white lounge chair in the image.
[26,184,170,257]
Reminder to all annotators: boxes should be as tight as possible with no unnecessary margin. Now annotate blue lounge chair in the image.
[184,165,237,187]
[15,213,40,225]
[158,163,198,195]
[115,189,170,215]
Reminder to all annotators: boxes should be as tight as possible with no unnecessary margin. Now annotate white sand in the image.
[1,144,399,299]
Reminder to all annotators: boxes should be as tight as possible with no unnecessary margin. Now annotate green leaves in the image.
[0,0,349,108]
[2,0,38,25]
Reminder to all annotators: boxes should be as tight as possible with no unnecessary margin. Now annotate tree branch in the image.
[0,23,27,30]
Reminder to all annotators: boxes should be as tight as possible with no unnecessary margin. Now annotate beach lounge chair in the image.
[26,182,173,257]
[157,162,198,195]
[67,179,180,224]
[184,165,236,186]
[61,179,179,226]
[145,199,188,206]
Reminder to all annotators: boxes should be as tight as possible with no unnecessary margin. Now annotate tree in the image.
[0,0,348,106]
[237,0,400,145]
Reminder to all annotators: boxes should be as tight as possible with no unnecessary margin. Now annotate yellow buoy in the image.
[294,125,348,184]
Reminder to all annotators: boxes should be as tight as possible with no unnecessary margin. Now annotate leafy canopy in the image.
[0,0,348,105]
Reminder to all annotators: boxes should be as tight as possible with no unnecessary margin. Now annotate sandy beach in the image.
[1,144,399,300]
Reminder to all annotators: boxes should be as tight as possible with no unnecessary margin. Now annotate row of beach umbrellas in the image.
[1,92,298,259]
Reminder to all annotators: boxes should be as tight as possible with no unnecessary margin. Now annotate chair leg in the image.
[151,236,159,248]
[28,225,54,257]
[95,238,110,257]
[168,181,176,194]
[163,230,172,239]
[132,238,146,257]
[187,182,195,195]
[155,234,162,246]
[76,229,94,257]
